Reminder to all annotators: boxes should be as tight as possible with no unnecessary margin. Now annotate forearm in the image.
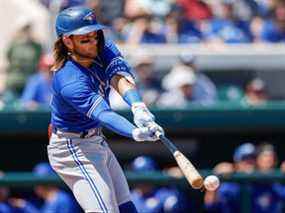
[111,74,161,132]
[97,110,136,138]
[111,74,142,106]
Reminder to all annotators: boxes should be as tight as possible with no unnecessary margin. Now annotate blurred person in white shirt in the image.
[157,65,198,108]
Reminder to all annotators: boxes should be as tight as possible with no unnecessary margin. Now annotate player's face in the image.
[70,31,99,59]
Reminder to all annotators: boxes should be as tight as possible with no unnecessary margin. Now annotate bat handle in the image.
[155,132,178,154]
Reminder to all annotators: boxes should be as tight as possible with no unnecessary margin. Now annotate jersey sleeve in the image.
[101,40,135,81]
[60,81,110,119]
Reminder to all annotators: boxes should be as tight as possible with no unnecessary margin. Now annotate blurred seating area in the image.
[0,0,285,111]
[40,0,285,44]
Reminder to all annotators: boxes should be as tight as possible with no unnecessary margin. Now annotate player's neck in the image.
[71,55,93,68]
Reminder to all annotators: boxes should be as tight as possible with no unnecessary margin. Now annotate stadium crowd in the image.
[40,0,285,44]
[1,0,284,110]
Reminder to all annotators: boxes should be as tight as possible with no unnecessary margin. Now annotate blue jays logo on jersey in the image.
[83,11,96,23]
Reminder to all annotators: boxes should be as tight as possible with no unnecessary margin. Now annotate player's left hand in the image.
[131,103,155,128]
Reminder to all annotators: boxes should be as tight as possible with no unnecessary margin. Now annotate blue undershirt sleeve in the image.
[122,89,143,106]
[96,110,136,138]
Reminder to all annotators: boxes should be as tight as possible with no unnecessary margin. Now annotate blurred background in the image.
[1,0,285,212]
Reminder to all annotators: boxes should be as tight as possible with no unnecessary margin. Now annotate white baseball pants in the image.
[48,133,131,213]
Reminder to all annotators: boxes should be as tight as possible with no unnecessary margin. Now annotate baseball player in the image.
[48,6,164,213]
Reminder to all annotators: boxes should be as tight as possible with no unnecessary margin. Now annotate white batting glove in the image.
[146,121,164,137]
[131,103,155,128]
[132,122,164,142]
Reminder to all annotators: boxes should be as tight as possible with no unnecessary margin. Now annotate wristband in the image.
[122,89,142,106]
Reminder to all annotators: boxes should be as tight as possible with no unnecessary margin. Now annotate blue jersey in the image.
[260,20,285,42]
[205,19,252,43]
[0,203,12,213]
[41,191,80,213]
[21,73,51,106]
[50,40,133,132]
[205,182,285,213]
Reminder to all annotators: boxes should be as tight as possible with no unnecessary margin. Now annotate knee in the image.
[119,201,138,213]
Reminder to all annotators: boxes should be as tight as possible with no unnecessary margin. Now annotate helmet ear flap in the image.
[97,30,105,54]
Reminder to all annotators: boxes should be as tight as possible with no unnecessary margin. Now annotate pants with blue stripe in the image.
[48,133,132,213]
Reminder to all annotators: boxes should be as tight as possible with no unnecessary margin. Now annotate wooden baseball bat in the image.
[157,133,204,189]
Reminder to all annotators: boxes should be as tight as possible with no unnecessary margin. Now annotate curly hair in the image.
[51,38,69,71]
[51,30,105,71]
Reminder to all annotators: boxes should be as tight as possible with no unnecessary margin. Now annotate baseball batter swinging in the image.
[48,6,164,213]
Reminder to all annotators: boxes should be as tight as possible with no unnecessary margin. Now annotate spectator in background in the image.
[242,78,268,106]
[125,0,173,19]
[205,142,285,213]
[176,0,213,21]
[124,0,173,19]
[106,17,129,43]
[260,2,285,42]
[0,185,11,213]
[178,53,217,102]
[256,143,277,173]
[250,143,285,213]
[5,23,43,97]
[32,162,80,213]
[163,7,203,43]
[133,54,162,106]
[203,0,252,43]
[127,16,167,44]
[251,0,277,18]
[130,156,190,213]
[20,54,53,110]
[94,0,124,25]
[0,171,37,213]
[158,65,198,108]
[204,143,256,213]
[158,57,216,107]
[110,54,162,108]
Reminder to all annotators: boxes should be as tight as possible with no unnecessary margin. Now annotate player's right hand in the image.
[132,126,160,142]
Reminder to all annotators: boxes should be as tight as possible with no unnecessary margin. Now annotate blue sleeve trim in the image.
[97,110,135,138]
[105,56,135,80]
[122,89,142,106]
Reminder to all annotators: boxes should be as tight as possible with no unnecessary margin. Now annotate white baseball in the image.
[204,175,220,191]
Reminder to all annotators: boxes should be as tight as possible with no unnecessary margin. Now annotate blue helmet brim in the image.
[64,24,107,36]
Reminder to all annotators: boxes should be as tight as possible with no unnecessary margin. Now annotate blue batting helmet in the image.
[131,156,158,172]
[55,6,106,37]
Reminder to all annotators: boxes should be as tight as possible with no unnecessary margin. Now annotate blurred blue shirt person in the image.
[204,143,256,213]
[204,0,252,43]
[259,3,285,42]
[130,156,190,212]
[21,54,53,110]
[204,143,285,213]
[32,162,81,213]
[260,20,285,42]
